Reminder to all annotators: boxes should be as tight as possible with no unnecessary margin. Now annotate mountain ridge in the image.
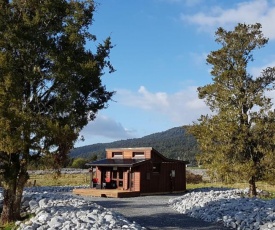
[70,126,198,165]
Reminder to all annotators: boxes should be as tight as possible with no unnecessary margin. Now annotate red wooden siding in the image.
[92,147,187,195]
[106,151,112,159]
[96,168,102,184]
[130,171,140,192]
[106,148,153,159]
[139,161,186,194]
[123,171,128,190]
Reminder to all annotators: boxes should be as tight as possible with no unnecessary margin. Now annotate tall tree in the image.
[0,0,114,223]
[188,23,275,197]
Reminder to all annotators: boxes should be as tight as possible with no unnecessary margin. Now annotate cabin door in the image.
[112,168,124,188]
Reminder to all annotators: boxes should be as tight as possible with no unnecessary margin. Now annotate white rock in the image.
[38,198,48,208]
[47,216,64,228]
[29,200,39,210]
[22,226,34,230]
[104,214,114,222]
[169,188,275,230]
[37,212,51,223]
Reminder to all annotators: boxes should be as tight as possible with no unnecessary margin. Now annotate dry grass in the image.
[187,181,275,198]
[26,172,275,198]
[27,173,90,187]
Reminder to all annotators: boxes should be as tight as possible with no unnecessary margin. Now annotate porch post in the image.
[129,167,132,191]
[89,167,93,188]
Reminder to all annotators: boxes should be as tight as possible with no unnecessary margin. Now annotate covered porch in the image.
[72,188,140,198]
[86,158,147,192]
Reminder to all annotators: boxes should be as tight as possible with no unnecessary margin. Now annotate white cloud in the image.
[250,61,275,77]
[116,86,211,125]
[181,0,275,39]
[78,114,136,145]
[117,86,169,111]
[77,86,207,146]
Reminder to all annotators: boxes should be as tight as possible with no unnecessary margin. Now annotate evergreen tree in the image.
[0,0,114,223]
[189,23,275,197]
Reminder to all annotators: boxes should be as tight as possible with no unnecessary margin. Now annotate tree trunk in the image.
[13,170,29,219]
[0,147,31,223]
[0,153,22,224]
[249,176,257,197]
[0,184,16,224]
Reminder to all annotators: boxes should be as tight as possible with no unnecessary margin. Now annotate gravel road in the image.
[75,193,232,230]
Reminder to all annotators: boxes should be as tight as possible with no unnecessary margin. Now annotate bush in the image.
[71,158,89,169]
[186,171,203,184]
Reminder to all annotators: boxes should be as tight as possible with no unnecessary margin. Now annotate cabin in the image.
[85,147,187,196]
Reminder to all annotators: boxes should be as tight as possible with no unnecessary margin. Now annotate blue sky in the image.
[76,0,275,147]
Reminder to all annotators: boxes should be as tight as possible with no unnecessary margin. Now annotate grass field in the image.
[27,172,275,196]
[27,172,91,187]
[187,181,275,191]
[187,181,275,199]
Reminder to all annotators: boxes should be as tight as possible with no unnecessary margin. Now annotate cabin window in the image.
[170,170,175,177]
[152,163,160,173]
[112,152,123,158]
[132,152,145,158]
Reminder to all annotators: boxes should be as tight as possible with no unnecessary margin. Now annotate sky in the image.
[76,0,275,147]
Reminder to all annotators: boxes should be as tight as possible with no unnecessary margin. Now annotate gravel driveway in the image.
[75,193,232,230]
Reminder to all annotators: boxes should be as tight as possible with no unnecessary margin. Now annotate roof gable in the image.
[87,147,188,167]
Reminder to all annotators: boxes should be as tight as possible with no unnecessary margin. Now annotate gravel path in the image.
[75,193,232,230]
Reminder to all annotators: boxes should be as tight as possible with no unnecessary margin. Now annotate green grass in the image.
[0,222,16,230]
[0,213,36,230]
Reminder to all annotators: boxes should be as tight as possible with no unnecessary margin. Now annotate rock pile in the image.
[21,188,145,230]
[0,186,145,230]
[169,188,275,230]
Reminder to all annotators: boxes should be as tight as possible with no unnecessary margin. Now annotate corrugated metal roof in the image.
[87,158,148,167]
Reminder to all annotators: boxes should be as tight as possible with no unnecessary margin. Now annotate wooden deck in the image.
[72,188,140,198]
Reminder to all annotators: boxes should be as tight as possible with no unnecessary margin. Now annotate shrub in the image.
[186,171,203,184]
[71,158,89,169]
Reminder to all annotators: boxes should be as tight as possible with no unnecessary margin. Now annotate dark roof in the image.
[87,158,148,167]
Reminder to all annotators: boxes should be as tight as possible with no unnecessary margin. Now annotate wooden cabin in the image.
[86,147,187,195]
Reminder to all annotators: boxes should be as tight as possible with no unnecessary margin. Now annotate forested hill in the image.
[70,126,199,165]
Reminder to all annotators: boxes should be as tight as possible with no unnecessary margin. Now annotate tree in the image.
[0,0,114,223]
[188,23,275,197]
[71,157,89,169]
